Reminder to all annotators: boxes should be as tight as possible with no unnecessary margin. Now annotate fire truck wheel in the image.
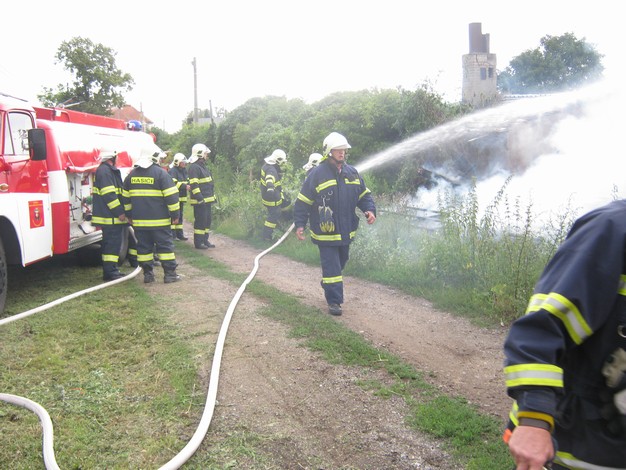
[75,244,102,267]
[0,237,7,314]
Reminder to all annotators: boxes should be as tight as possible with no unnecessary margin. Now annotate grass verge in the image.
[179,242,513,468]
[1,243,513,468]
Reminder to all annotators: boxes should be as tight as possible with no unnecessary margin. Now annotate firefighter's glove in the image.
[266,187,279,202]
[601,348,626,436]
[602,348,626,389]
[318,205,335,233]
[600,389,626,436]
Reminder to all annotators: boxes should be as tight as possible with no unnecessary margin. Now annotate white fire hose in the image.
[0,266,142,470]
[0,223,294,469]
[158,223,294,469]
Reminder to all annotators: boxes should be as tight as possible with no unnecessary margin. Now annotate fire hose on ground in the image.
[0,223,294,470]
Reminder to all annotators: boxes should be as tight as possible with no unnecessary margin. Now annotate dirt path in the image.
[166,231,512,469]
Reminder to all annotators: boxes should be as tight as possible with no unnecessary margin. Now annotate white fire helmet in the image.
[188,143,211,163]
[99,149,118,162]
[169,153,187,168]
[323,132,351,156]
[303,152,322,171]
[136,145,166,169]
[264,148,287,165]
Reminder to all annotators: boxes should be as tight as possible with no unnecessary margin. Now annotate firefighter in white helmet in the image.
[187,143,216,249]
[92,149,129,281]
[303,152,322,174]
[293,132,376,316]
[260,148,290,241]
[122,145,181,283]
[168,153,189,241]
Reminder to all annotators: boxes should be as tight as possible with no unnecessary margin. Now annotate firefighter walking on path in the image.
[169,153,190,241]
[294,133,376,316]
[260,149,290,241]
[92,149,130,281]
[503,199,626,469]
[122,147,181,284]
[187,143,216,249]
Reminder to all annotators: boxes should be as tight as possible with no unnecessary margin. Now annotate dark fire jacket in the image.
[504,199,626,469]
[293,160,376,246]
[122,164,180,230]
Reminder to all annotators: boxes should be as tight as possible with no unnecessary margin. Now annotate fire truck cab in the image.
[0,92,158,313]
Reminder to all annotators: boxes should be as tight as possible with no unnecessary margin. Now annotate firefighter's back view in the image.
[123,146,182,283]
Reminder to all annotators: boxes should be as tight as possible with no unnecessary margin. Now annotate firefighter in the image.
[303,152,322,175]
[503,199,626,469]
[92,149,130,281]
[122,147,181,284]
[294,133,376,316]
[168,153,189,241]
[260,149,290,241]
[187,143,216,249]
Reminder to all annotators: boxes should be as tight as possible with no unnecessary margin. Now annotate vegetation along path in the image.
[170,231,512,468]
[0,230,512,468]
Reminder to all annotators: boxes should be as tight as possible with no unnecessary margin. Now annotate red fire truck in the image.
[0,92,159,313]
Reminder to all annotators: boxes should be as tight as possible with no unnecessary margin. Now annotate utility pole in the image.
[192,57,198,124]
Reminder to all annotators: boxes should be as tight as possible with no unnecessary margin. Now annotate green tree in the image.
[497,32,603,94]
[38,37,134,115]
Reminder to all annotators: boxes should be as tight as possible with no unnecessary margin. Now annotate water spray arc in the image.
[356,81,610,176]
[355,80,622,227]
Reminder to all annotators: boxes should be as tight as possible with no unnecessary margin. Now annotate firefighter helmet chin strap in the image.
[327,151,346,168]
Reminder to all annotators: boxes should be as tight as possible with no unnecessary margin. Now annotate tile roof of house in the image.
[110,105,153,125]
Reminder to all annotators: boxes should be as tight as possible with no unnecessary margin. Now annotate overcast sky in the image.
[2,1,620,133]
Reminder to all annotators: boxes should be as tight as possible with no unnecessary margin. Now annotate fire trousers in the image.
[193,203,212,246]
[135,228,177,272]
[100,225,124,279]
[318,244,350,305]
[262,200,292,240]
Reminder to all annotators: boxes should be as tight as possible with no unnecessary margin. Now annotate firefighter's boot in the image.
[194,234,208,249]
[142,264,155,284]
[128,255,139,268]
[103,262,123,281]
[164,268,181,284]
[203,233,215,248]
[176,229,188,241]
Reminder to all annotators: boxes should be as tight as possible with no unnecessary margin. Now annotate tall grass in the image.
[216,171,576,325]
[215,177,577,326]
[346,178,576,325]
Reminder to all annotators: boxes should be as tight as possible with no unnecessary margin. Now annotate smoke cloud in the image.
[359,78,625,228]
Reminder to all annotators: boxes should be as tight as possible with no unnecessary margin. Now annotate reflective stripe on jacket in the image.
[122,164,180,229]
[504,199,626,468]
[169,166,189,203]
[260,162,284,206]
[293,160,375,246]
[92,162,127,226]
[188,160,215,205]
